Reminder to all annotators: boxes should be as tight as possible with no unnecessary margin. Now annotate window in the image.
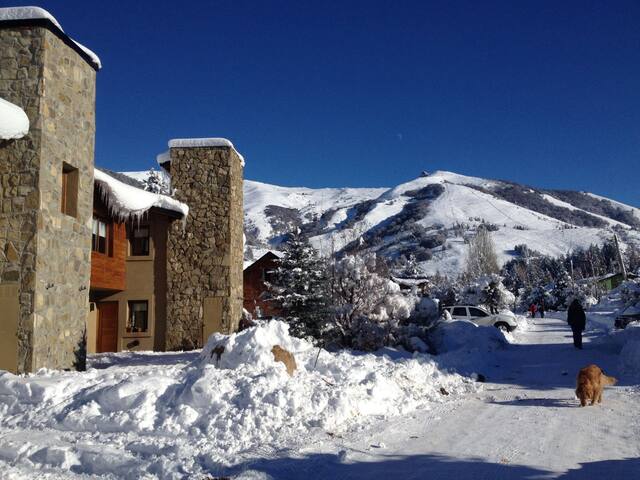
[452,307,468,317]
[61,162,78,217]
[261,268,275,284]
[92,218,108,254]
[127,301,148,334]
[468,307,489,318]
[130,225,150,256]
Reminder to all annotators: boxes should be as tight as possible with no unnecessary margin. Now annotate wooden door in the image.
[97,302,119,353]
[0,284,19,373]
[203,297,223,344]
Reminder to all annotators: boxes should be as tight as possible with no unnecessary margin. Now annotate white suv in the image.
[442,305,518,332]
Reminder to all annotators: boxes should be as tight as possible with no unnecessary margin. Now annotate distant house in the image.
[595,272,637,291]
[391,276,431,295]
[244,252,281,318]
[578,272,638,292]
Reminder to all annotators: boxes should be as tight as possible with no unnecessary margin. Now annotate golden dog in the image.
[575,364,617,407]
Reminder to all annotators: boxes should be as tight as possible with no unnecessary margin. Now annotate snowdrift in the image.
[429,320,509,375]
[0,321,476,477]
[595,324,640,374]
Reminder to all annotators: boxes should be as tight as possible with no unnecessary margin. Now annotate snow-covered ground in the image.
[0,314,637,478]
[229,313,640,479]
[0,321,474,479]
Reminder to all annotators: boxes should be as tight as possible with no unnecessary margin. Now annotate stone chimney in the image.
[0,8,99,372]
[164,138,244,350]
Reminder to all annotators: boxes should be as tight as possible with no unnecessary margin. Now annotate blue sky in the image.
[11,0,640,205]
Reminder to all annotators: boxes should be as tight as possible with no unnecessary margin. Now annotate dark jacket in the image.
[567,300,586,331]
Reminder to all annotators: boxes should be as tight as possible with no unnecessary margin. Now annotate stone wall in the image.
[0,25,96,372]
[166,146,244,350]
[0,26,46,373]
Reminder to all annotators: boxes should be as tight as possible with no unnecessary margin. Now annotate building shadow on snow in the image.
[556,457,640,478]
[88,350,198,369]
[222,452,553,480]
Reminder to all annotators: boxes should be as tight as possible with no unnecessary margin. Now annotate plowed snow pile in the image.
[0,321,476,478]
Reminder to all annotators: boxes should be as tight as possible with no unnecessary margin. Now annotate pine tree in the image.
[143,168,169,195]
[551,266,572,308]
[395,253,420,278]
[268,229,329,342]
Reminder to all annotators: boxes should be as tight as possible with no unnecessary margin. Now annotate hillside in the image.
[241,171,640,276]
[121,169,640,276]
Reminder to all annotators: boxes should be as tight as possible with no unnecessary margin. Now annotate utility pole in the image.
[570,258,574,282]
[613,233,628,280]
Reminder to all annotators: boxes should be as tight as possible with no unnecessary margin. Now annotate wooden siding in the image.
[90,193,127,292]
[91,221,127,291]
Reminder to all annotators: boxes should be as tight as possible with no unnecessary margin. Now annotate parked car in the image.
[614,306,640,329]
[442,305,518,331]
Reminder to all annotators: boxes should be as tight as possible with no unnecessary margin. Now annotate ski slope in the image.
[243,171,640,276]
[120,168,640,276]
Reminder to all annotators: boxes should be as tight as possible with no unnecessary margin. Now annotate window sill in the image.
[126,255,154,261]
[123,332,152,338]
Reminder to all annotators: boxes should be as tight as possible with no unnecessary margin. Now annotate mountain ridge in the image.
[241,170,640,276]
[120,169,640,276]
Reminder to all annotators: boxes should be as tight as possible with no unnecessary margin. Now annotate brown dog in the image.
[575,364,617,407]
[271,345,297,376]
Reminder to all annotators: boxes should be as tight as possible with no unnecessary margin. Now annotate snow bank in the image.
[0,97,29,140]
[595,324,640,374]
[168,137,245,167]
[201,319,305,370]
[94,168,188,221]
[590,278,640,330]
[432,320,507,355]
[429,320,508,375]
[0,6,101,69]
[0,321,476,476]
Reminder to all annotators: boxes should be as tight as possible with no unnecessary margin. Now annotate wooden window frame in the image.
[91,217,112,256]
[61,162,79,217]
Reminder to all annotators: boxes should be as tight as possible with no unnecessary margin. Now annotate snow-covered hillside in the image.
[121,169,640,276]
[242,171,640,276]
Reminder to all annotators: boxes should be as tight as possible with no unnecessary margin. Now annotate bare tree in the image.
[465,227,500,279]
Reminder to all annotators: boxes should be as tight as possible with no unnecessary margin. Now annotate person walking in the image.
[567,299,586,349]
[529,303,537,318]
[539,301,545,319]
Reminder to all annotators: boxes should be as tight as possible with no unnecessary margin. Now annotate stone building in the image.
[0,8,100,373]
[0,7,245,373]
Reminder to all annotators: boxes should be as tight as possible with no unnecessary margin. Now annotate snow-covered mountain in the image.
[243,171,640,276]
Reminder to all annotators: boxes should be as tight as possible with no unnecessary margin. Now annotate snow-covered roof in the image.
[391,276,431,287]
[0,97,29,140]
[156,150,170,165]
[94,168,188,221]
[0,6,101,70]
[167,138,245,167]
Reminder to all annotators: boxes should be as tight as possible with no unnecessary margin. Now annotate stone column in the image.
[165,139,244,350]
